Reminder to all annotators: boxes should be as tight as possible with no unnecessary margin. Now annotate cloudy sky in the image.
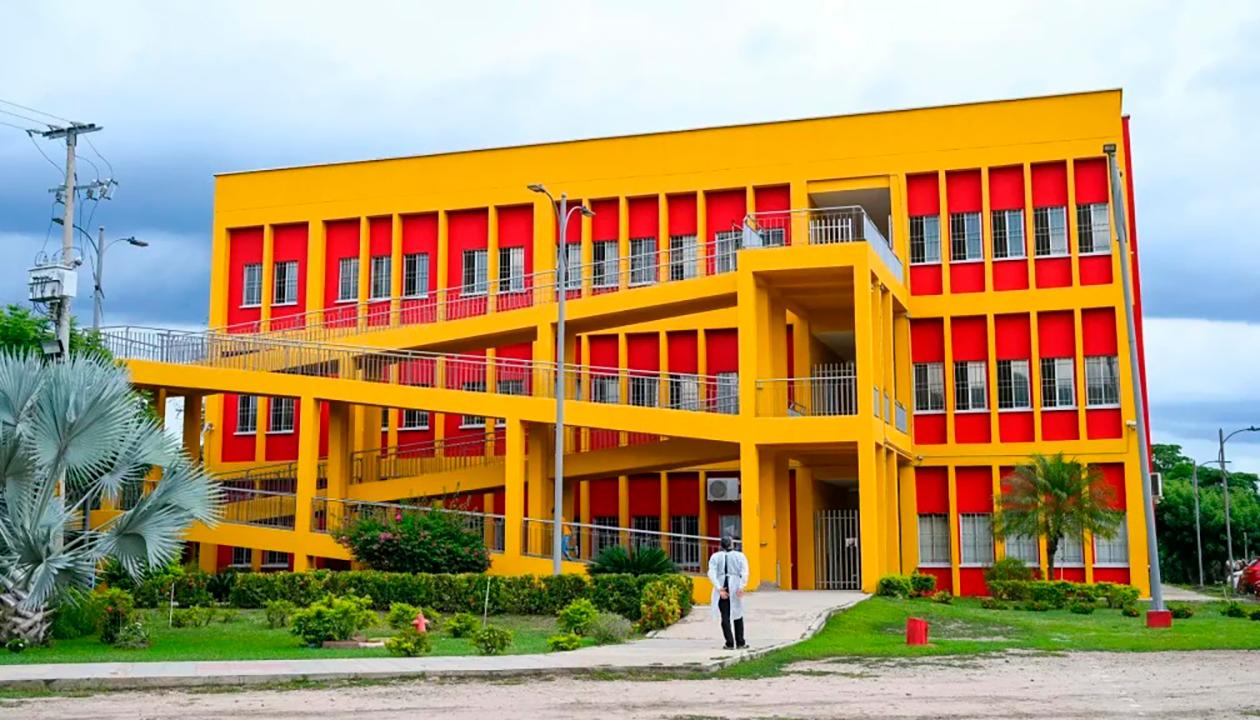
[1,1,1258,469]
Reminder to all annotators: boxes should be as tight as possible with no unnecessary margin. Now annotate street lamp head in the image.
[527,183,546,194]
[579,206,596,218]
[1102,143,1117,155]
[126,238,148,247]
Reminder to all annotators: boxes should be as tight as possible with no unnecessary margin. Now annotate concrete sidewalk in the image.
[0,590,865,691]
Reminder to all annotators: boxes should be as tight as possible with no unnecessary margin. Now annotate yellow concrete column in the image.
[437,210,450,321]
[182,393,202,463]
[580,199,593,296]
[857,442,882,591]
[937,171,951,295]
[326,401,352,530]
[390,213,403,326]
[1023,163,1036,290]
[503,418,526,558]
[617,196,630,291]
[356,216,370,329]
[659,472,670,556]
[526,422,552,555]
[292,395,320,572]
[307,220,326,326]
[487,205,500,314]
[696,190,707,278]
[1066,158,1081,287]
[899,462,919,572]
[260,224,274,331]
[893,311,912,417]
[198,543,218,573]
[697,470,709,537]
[657,193,669,284]
[738,441,765,588]
[773,452,791,587]
[789,181,808,245]
[617,475,630,529]
[947,465,961,595]
[254,396,268,463]
[793,467,816,589]
[1030,309,1044,443]
[1073,307,1089,440]
[991,465,1005,560]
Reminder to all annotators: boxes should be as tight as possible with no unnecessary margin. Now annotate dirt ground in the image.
[5,651,1258,719]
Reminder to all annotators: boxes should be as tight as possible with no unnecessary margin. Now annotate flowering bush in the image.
[333,507,490,574]
[289,594,376,646]
[97,588,136,645]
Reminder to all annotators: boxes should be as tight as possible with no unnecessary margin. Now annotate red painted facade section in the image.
[990,166,1030,291]
[627,196,658,238]
[1032,161,1071,289]
[323,219,360,326]
[628,475,660,518]
[264,396,299,461]
[994,314,1034,441]
[911,318,946,444]
[498,205,534,272]
[366,216,392,325]
[590,198,618,242]
[270,224,308,330]
[706,329,737,375]
[754,185,791,244]
[706,189,745,273]
[221,394,255,461]
[667,331,698,374]
[907,173,943,296]
[667,193,697,237]
[400,213,438,322]
[946,170,984,294]
[226,227,263,331]
[448,209,488,316]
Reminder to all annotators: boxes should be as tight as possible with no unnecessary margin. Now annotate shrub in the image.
[984,557,1033,584]
[909,573,937,597]
[472,624,513,655]
[1121,604,1140,617]
[1022,600,1050,612]
[5,637,27,653]
[979,597,1005,610]
[420,607,443,631]
[590,574,641,619]
[930,590,953,605]
[1098,583,1139,609]
[1249,609,1260,621]
[875,575,913,599]
[586,611,633,644]
[547,633,583,652]
[637,580,682,631]
[384,627,433,657]
[1168,603,1195,619]
[264,599,297,628]
[540,574,591,613]
[97,588,137,645]
[50,588,103,640]
[987,580,1030,602]
[290,594,376,647]
[216,608,240,623]
[170,606,216,628]
[589,546,676,576]
[113,621,151,649]
[447,612,480,638]
[333,508,490,574]
[1221,601,1248,618]
[1068,601,1094,615]
[206,570,238,603]
[650,574,694,615]
[387,602,422,630]
[557,598,599,636]
[133,565,214,609]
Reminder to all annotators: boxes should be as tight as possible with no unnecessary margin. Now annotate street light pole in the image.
[1218,425,1259,580]
[1104,144,1164,616]
[91,228,149,332]
[528,184,594,575]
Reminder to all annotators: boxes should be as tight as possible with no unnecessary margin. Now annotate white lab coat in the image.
[707,549,750,621]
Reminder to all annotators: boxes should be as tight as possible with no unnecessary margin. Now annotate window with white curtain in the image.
[918,514,950,565]
[401,409,429,430]
[629,375,659,407]
[337,257,359,301]
[668,374,700,411]
[268,397,295,433]
[1034,206,1069,256]
[913,362,945,412]
[715,372,739,414]
[1076,203,1111,255]
[1094,518,1129,565]
[1005,533,1039,565]
[1052,533,1085,566]
[996,359,1032,410]
[235,394,258,434]
[953,361,988,411]
[1040,357,1076,408]
[591,374,619,404]
[668,234,698,280]
[592,240,619,287]
[369,255,391,300]
[272,260,298,305]
[403,252,430,298]
[959,513,995,566]
[629,238,657,286]
[909,215,941,264]
[241,263,262,307]
[714,231,741,274]
[462,250,488,295]
[1085,355,1120,407]
[558,243,580,290]
[949,212,983,262]
[498,246,526,293]
[990,209,1026,259]
[230,547,252,567]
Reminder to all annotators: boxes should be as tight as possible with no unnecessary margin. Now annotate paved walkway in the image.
[0,590,865,691]
[1160,584,1219,602]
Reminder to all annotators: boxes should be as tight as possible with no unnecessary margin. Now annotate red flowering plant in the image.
[333,505,491,574]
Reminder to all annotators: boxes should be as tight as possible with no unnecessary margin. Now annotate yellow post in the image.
[292,395,320,571]
[326,401,352,531]
[947,465,961,595]
[737,441,764,588]
[503,418,526,558]
[899,463,919,572]
[526,422,552,554]
[181,393,202,463]
[198,543,218,573]
[793,467,816,589]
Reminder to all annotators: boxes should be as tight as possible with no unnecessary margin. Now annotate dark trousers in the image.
[718,596,745,647]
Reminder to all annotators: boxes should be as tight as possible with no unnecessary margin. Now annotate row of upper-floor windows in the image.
[912,356,1119,413]
[918,513,1128,567]
[908,204,1111,265]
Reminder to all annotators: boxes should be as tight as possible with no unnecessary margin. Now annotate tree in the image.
[994,453,1125,579]
[0,305,109,360]
[0,353,221,644]
[333,506,490,574]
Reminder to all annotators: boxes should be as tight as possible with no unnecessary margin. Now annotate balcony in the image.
[741,205,903,282]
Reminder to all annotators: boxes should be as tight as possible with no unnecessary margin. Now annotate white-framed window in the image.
[1040,357,1076,408]
[913,362,945,413]
[629,237,657,286]
[381,410,391,431]
[668,234,698,281]
[670,515,701,569]
[749,226,786,248]
[1076,203,1111,255]
[1085,355,1120,407]
[241,263,262,307]
[558,243,580,291]
[990,209,1026,259]
[918,513,950,566]
[715,371,739,415]
[953,361,988,412]
[369,255,391,300]
[592,240,619,288]
[1094,518,1128,566]
[460,380,486,427]
[462,249,488,295]
[337,257,359,302]
[498,246,526,293]
[401,409,429,431]
[1004,533,1039,565]
[268,396,295,434]
[714,230,741,274]
[949,212,983,262]
[235,394,258,434]
[1033,206,1069,257]
[591,374,619,404]
[1052,533,1085,567]
[909,215,941,264]
[272,260,299,305]
[497,378,525,396]
[593,515,619,553]
[403,252,430,298]
[959,513,995,567]
[261,550,288,569]
[629,375,659,407]
[668,374,700,411]
[996,359,1032,410]
[230,546,252,568]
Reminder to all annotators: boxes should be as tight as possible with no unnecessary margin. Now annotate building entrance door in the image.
[815,509,861,590]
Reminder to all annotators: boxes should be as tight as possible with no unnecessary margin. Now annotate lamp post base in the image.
[1145,609,1173,629]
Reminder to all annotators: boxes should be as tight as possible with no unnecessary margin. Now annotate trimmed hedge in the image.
[987,579,1138,609]
[218,570,690,621]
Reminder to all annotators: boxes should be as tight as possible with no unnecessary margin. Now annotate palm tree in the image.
[994,453,1124,580]
[0,354,221,643]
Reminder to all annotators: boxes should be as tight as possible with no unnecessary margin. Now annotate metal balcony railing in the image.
[350,432,504,484]
[100,326,739,416]
[219,486,298,530]
[755,364,858,417]
[310,497,506,553]
[519,516,736,575]
[740,205,904,281]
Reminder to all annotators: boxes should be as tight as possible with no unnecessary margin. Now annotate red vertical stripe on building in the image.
[627,196,658,238]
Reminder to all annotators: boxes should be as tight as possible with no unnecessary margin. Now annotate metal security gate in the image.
[815,509,861,590]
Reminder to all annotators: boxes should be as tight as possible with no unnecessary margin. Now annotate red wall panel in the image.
[667,331,698,374]
[627,196,658,238]
[915,467,948,513]
[1079,256,1113,286]
[264,397,300,461]
[1035,256,1072,289]
[911,319,945,363]
[705,189,745,242]
[589,478,618,517]
[907,173,940,215]
[706,329,738,374]
[994,314,1031,360]
[269,224,308,330]
[1042,410,1080,441]
[950,263,985,294]
[1037,311,1075,358]
[1086,408,1123,439]
[1081,308,1118,355]
[1031,162,1068,206]
[497,205,534,274]
[958,569,987,596]
[590,198,618,242]
[400,213,438,322]
[915,414,947,444]
[1093,568,1131,584]
[1095,463,1127,509]
[323,219,361,326]
[755,185,791,244]
[366,217,392,325]
[667,193,697,236]
[448,208,488,287]
[668,473,700,516]
[998,412,1034,442]
[955,467,994,513]
[919,566,953,593]
[221,394,255,461]
[226,227,263,331]
[955,414,991,444]
[988,166,1024,210]
[910,265,943,296]
[946,170,982,213]
[627,333,659,371]
[992,259,1029,291]
[950,316,988,362]
[628,475,660,517]
[1073,158,1109,204]
[588,335,618,368]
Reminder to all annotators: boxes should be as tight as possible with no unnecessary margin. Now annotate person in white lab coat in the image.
[707,535,749,649]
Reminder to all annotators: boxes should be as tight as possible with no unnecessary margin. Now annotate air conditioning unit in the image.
[1150,471,1163,501]
[707,476,740,502]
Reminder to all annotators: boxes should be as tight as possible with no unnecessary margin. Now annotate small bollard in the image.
[1145,609,1172,629]
[906,617,929,645]
[412,612,429,634]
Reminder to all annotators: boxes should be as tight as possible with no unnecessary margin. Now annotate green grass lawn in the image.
[0,610,575,665]
[724,596,1260,678]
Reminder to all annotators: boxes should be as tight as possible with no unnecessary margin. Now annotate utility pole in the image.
[32,122,101,359]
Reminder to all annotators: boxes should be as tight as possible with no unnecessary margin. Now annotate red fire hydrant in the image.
[906,617,929,645]
[412,611,429,634]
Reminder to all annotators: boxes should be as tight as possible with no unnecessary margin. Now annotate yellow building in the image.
[101,89,1153,596]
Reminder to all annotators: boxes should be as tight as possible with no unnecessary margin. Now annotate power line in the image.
[83,135,114,178]
[0,119,35,132]
[0,98,72,124]
[28,134,64,177]
[0,107,52,126]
